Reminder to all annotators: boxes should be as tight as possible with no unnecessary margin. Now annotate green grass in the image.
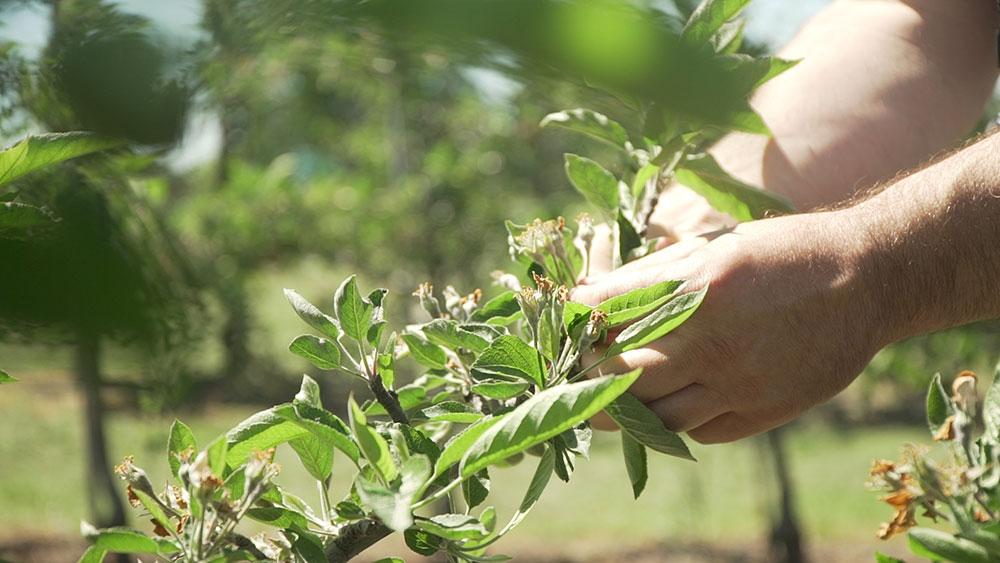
[0,371,923,559]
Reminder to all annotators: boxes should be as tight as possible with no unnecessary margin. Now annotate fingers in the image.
[585,223,616,278]
[646,383,730,433]
[687,412,774,444]
[593,345,694,403]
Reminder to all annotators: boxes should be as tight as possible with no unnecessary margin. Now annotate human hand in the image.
[572,209,889,443]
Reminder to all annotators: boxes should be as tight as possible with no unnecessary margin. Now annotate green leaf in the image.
[907,528,990,563]
[289,529,327,563]
[621,432,648,499]
[675,154,793,222]
[87,527,160,554]
[416,513,490,542]
[607,289,707,356]
[77,546,107,563]
[356,454,431,532]
[289,335,342,370]
[402,334,448,370]
[617,211,642,263]
[873,553,904,563]
[419,401,484,423]
[470,291,523,325]
[206,436,228,476]
[290,433,334,481]
[540,109,631,150]
[984,364,1000,441]
[724,107,772,135]
[0,201,56,238]
[462,469,491,509]
[405,527,443,556]
[167,420,196,478]
[711,18,745,54]
[246,507,310,529]
[422,319,490,354]
[0,369,14,384]
[335,275,373,341]
[722,54,800,92]
[435,416,506,476]
[564,154,619,216]
[376,352,395,390]
[471,335,546,388]
[596,279,684,328]
[471,380,531,401]
[294,375,323,408]
[0,132,123,188]
[630,163,660,200]
[349,395,398,483]
[605,392,695,460]
[283,288,341,340]
[926,373,953,436]
[130,489,171,534]
[225,406,311,468]
[681,0,751,46]
[460,370,641,477]
[279,403,361,463]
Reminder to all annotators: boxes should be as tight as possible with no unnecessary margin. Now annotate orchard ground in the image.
[0,368,921,562]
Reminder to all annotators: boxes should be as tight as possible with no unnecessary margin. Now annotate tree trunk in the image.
[220,280,251,382]
[76,333,126,530]
[764,428,805,563]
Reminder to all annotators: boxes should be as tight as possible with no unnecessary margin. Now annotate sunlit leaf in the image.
[540,108,631,150]
[0,132,123,188]
[283,288,341,340]
[596,280,684,328]
[335,275,373,341]
[907,528,990,563]
[605,392,695,460]
[607,289,706,356]
[471,380,531,401]
[402,334,448,370]
[564,154,619,216]
[471,335,546,388]
[674,154,793,222]
[356,454,431,532]
[349,395,398,483]
[681,0,751,46]
[621,432,648,499]
[416,513,490,542]
[460,370,641,477]
[167,419,196,478]
[0,369,16,384]
[289,335,342,370]
[926,373,953,436]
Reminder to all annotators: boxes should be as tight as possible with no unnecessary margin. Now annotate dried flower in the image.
[952,370,978,415]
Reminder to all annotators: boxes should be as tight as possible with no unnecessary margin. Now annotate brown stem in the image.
[369,372,409,425]
[324,519,392,563]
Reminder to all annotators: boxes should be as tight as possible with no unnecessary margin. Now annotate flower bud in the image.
[578,309,608,350]
[413,282,443,319]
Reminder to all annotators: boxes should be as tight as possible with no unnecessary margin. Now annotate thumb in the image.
[570,267,666,307]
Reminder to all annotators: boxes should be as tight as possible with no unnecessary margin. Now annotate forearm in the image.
[851,131,1000,343]
[652,0,998,236]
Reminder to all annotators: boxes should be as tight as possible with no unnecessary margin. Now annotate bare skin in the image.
[574,0,1000,442]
